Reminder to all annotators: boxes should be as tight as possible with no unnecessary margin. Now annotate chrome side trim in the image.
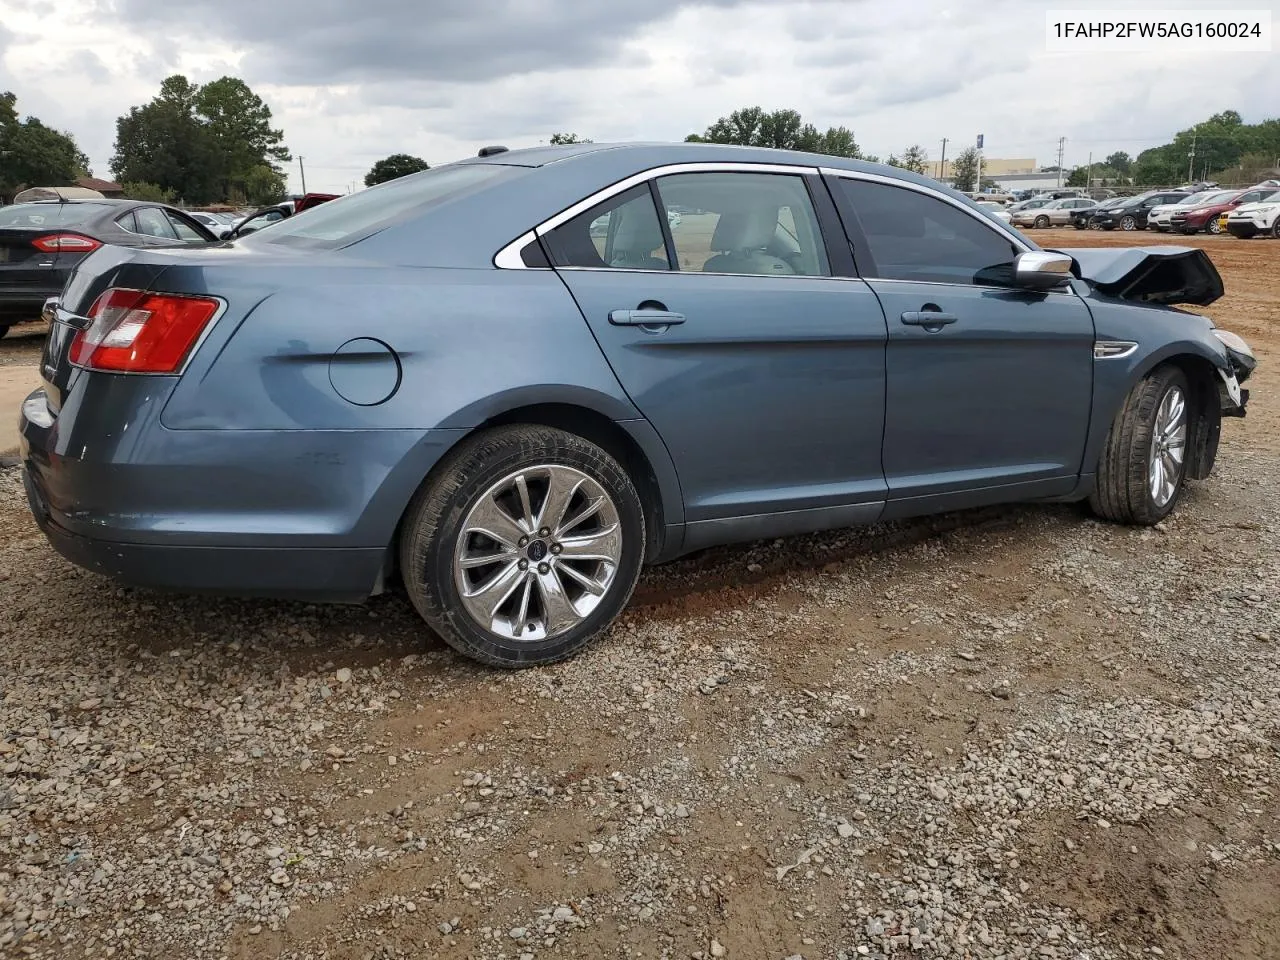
[494,231,539,270]
[818,166,1034,252]
[868,276,1076,296]
[494,161,819,269]
[1093,340,1138,359]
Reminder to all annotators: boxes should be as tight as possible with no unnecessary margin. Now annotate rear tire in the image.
[1120,215,1137,231]
[1089,365,1191,526]
[1033,215,1050,229]
[398,425,646,668]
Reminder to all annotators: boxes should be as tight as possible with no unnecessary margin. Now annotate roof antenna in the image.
[477,145,509,157]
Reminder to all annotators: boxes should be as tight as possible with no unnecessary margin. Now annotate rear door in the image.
[544,165,889,527]
[827,173,1095,516]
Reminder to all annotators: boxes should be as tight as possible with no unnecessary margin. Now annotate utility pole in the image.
[1056,137,1066,188]
[1085,151,1092,194]
[1186,131,1196,184]
[938,138,948,181]
[298,156,307,194]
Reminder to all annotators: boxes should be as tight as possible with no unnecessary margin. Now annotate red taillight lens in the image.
[70,287,221,374]
[31,233,102,254]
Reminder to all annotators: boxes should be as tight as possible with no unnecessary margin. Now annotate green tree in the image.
[0,91,91,200]
[548,132,591,144]
[363,153,430,187]
[950,146,980,191]
[897,143,929,175]
[110,74,290,205]
[194,77,290,198]
[688,106,864,158]
[1104,151,1132,174]
[121,181,175,202]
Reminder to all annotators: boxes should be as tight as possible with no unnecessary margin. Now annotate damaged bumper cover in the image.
[1212,329,1255,417]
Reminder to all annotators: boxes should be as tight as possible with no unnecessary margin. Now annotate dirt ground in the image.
[0,229,1277,960]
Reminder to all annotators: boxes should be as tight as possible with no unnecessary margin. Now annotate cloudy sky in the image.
[1,0,1276,194]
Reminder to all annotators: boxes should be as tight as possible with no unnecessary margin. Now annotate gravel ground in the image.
[1,231,1278,959]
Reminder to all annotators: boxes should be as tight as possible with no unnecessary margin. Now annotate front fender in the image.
[1081,298,1235,484]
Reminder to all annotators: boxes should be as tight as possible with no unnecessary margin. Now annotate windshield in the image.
[0,202,109,228]
[251,162,517,247]
[1200,191,1238,205]
[1262,189,1280,203]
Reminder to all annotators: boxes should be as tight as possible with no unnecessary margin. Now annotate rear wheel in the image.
[1089,365,1190,526]
[399,425,646,668]
[1033,215,1050,229]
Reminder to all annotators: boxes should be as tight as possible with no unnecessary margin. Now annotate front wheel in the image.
[1206,219,1222,235]
[1033,215,1050,229]
[399,425,646,668]
[1120,215,1137,231]
[1089,365,1190,526]
[1271,219,1280,239]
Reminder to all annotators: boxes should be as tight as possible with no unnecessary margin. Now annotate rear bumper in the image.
[19,383,466,602]
[0,286,62,322]
[24,467,386,602]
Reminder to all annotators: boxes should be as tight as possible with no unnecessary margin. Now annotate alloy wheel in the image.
[1120,216,1137,231]
[453,464,622,642]
[1148,386,1187,508]
[1207,219,1221,235]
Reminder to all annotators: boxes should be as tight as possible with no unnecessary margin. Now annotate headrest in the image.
[711,207,778,251]
[611,209,665,256]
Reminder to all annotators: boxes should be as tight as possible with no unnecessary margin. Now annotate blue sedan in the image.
[19,142,1256,667]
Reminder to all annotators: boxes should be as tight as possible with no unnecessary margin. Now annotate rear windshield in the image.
[249,163,516,248]
[0,202,108,228]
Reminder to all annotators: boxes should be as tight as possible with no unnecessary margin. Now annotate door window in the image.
[655,172,829,276]
[543,184,670,271]
[132,207,179,239]
[165,211,206,242]
[837,179,1020,286]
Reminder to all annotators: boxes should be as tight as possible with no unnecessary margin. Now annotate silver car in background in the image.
[1011,197,1096,229]
[1147,191,1217,232]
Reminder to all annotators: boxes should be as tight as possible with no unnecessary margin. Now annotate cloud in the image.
[0,0,1275,194]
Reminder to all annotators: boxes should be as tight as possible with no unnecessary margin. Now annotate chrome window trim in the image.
[553,265,862,282]
[494,230,539,269]
[864,276,1076,297]
[493,161,820,269]
[819,166,1033,252]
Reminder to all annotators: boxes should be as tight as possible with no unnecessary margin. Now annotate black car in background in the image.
[0,200,215,336]
[1080,190,1191,231]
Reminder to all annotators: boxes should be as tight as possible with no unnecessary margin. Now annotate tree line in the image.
[6,86,1277,206]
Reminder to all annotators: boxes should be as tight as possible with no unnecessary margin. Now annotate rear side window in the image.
[838,179,1020,287]
[656,172,830,277]
[254,163,514,247]
[165,211,207,242]
[0,203,108,228]
[544,185,671,271]
[133,207,179,239]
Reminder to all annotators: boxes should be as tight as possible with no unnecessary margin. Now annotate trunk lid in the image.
[0,228,59,283]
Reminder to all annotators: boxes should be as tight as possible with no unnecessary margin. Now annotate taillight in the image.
[31,233,102,253]
[70,287,221,374]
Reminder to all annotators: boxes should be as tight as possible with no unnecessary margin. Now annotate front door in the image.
[543,169,889,524]
[827,174,1095,516]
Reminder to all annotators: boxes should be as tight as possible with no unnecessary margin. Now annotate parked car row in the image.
[1058,184,1280,235]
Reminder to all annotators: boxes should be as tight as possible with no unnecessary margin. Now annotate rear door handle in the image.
[900,311,958,326]
[609,309,686,326]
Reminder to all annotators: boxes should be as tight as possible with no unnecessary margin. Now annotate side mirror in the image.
[1014,251,1073,290]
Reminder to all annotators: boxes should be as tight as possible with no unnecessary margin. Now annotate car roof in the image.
[465,140,934,183]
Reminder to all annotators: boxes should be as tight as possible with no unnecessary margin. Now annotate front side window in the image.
[655,172,829,277]
[837,179,1020,286]
[544,184,670,271]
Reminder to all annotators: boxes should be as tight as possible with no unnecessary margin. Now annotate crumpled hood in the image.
[1050,245,1224,307]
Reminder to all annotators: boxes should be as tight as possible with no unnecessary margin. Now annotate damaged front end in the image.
[1057,244,1254,417]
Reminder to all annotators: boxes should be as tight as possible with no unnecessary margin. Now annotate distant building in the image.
[74,176,124,198]
[935,157,1037,179]
[986,171,1077,192]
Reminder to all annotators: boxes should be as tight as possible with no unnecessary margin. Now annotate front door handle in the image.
[610,309,686,326]
[900,311,958,327]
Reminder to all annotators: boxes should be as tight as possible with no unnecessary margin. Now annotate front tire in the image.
[1089,365,1191,526]
[1120,215,1137,231]
[1033,215,1050,229]
[399,425,646,668]
[1271,219,1280,239]
[1206,219,1221,235]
